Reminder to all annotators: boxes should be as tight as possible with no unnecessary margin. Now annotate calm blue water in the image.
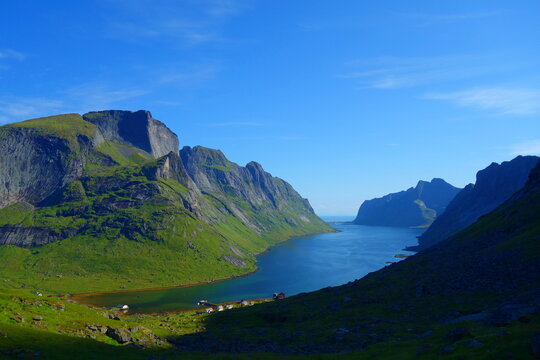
[77,219,422,313]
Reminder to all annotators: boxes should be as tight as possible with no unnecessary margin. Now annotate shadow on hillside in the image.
[0,325,162,360]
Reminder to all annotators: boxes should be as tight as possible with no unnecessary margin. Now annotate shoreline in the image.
[72,226,337,305]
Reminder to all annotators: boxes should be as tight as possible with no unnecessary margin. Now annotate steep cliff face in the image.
[0,111,332,291]
[0,114,102,209]
[180,146,318,232]
[353,178,461,228]
[414,155,539,250]
[83,110,179,158]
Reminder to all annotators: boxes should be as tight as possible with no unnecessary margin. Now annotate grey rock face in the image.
[180,146,317,231]
[105,327,132,344]
[0,225,78,248]
[180,146,311,209]
[83,110,179,158]
[0,127,90,209]
[353,178,461,228]
[415,155,539,250]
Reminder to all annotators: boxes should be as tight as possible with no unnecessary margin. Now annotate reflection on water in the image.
[77,219,422,313]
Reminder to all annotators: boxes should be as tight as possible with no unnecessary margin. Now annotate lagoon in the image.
[76,218,423,313]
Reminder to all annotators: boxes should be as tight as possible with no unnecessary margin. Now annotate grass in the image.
[4,114,95,141]
[0,154,332,294]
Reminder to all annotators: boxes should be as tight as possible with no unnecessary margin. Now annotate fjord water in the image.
[78,218,423,313]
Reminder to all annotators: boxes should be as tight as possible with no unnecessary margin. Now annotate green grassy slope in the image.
[5,114,95,141]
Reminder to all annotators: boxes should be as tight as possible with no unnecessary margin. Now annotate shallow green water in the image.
[77,219,422,313]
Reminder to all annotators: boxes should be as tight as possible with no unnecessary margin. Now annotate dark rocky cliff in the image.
[413,155,539,250]
[83,110,179,158]
[353,178,461,228]
[0,114,101,209]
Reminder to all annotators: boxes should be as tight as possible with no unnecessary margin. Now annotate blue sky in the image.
[1,1,539,215]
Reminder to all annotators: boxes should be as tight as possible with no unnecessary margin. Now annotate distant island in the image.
[353,178,461,228]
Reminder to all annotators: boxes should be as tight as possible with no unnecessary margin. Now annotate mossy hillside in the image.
[4,114,95,142]
[96,141,153,166]
[0,156,327,293]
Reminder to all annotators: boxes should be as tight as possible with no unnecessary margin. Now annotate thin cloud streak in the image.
[102,0,249,45]
[510,140,540,156]
[0,49,25,61]
[208,122,266,127]
[0,82,148,124]
[338,55,498,89]
[397,11,501,26]
[158,64,220,85]
[230,135,305,141]
[425,87,540,115]
[0,97,65,124]
[65,83,148,113]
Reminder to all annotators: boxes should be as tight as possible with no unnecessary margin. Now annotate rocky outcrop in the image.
[413,155,539,250]
[83,110,179,158]
[353,178,461,228]
[0,225,78,248]
[0,127,92,209]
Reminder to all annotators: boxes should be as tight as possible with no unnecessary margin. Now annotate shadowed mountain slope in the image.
[176,162,540,356]
[413,155,539,251]
[353,178,460,228]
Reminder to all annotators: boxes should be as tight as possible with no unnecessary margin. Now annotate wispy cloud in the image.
[425,87,540,115]
[0,49,25,73]
[338,55,495,89]
[231,135,305,141]
[510,140,540,156]
[0,49,25,61]
[0,97,65,124]
[397,11,500,27]
[208,121,266,127]
[158,64,220,85]
[0,82,148,124]
[102,0,248,45]
[64,83,148,113]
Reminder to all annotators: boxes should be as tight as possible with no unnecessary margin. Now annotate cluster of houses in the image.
[203,304,235,314]
[196,292,286,315]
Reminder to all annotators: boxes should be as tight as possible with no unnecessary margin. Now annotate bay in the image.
[76,218,422,313]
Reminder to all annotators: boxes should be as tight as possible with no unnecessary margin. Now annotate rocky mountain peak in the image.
[83,110,179,158]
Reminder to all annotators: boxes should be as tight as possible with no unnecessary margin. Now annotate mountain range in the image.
[0,110,332,292]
